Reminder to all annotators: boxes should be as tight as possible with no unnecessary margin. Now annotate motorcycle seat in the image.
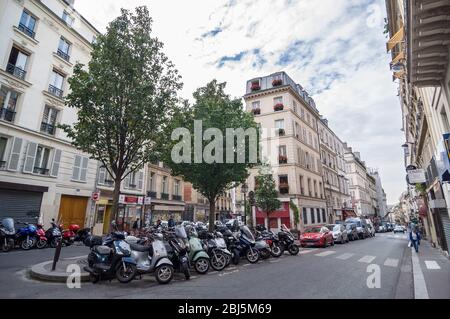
[130,243,153,254]
[95,245,112,255]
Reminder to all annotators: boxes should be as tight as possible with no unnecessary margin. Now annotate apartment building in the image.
[369,169,388,220]
[244,71,327,231]
[344,146,375,217]
[317,118,351,222]
[0,0,99,227]
[385,0,450,253]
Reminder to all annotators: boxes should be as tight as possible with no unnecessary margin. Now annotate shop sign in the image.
[407,169,426,184]
[137,196,144,205]
[124,196,138,204]
[119,194,126,204]
[144,197,152,205]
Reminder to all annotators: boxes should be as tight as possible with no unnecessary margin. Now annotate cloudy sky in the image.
[74,0,405,204]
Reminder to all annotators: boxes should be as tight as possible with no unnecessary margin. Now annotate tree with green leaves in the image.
[162,80,260,232]
[255,164,281,229]
[61,6,182,230]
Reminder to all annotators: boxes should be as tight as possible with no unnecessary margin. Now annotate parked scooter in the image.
[126,230,175,284]
[35,224,48,249]
[231,225,260,265]
[61,224,80,246]
[0,218,16,252]
[200,231,228,271]
[185,225,210,274]
[164,226,190,280]
[84,223,137,284]
[254,233,272,260]
[45,219,62,248]
[255,225,283,258]
[278,224,299,255]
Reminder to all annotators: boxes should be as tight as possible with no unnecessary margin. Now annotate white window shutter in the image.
[80,157,88,182]
[50,149,62,177]
[138,171,143,190]
[98,166,106,185]
[23,142,38,174]
[72,155,81,180]
[123,172,130,189]
[7,137,23,171]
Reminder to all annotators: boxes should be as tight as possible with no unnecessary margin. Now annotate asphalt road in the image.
[0,233,414,298]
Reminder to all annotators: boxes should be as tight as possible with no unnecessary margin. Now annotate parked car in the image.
[300,226,334,248]
[344,223,359,241]
[366,224,376,237]
[326,224,348,244]
[393,225,406,233]
[345,218,367,239]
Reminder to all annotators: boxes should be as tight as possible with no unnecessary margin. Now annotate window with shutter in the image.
[98,166,106,185]
[137,171,143,189]
[123,172,130,188]
[72,155,81,180]
[7,137,22,171]
[50,149,62,177]
[80,157,88,181]
[23,142,37,173]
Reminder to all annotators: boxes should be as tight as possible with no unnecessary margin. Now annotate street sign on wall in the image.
[407,169,426,184]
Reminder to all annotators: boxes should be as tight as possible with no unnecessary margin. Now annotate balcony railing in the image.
[272,79,283,86]
[0,161,6,170]
[6,63,26,80]
[128,183,137,189]
[173,194,182,201]
[250,82,261,91]
[278,155,287,164]
[56,49,70,62]
[276,128,285,136]
[48,84,64,98]
[274,103,284,111]
[33,167,49,175]
[40,122,56,135]
[161,193,169,200]
[104,179,114,186]
[0,108,16,122]
[18,23,35,38]
[251,108,261,115]
[147,191,157,198]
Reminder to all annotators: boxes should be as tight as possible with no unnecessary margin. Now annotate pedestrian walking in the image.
[409,227,421,253]
[132,218,140,235]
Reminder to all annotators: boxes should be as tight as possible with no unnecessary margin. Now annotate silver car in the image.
[326,224,349,244]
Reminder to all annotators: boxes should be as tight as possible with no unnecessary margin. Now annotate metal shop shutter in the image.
[440,210,450,253]
[0,189,43,224]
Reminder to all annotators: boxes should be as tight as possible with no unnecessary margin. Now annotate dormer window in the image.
[272,74,283,86]
[250,80,261,91]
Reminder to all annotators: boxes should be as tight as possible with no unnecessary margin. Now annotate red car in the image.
[300,226,334,248]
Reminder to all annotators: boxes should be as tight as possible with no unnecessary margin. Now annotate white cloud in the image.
[74,0,405,204]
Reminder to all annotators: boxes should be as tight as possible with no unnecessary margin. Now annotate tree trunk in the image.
[209,200,216,232]
[109,176,121,233]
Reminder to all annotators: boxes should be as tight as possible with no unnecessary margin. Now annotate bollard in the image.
[51,237,63,271]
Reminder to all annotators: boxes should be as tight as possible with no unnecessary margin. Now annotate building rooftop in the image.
[244,71,318,113]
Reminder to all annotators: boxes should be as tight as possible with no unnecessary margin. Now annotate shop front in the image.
[117,194,144,232]
[256,202,291,230]
[144,198,185,225]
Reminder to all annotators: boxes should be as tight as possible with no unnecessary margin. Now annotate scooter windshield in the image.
[1,218,14,232]
[175,225,187,239]
[240,226,255,242]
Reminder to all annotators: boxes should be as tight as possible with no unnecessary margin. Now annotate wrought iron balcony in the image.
[18,23,35,38]
[278,155,288,164]
[0,161,6,170]
[33,167,49,175]
[161,193,169,200]
[274,103,284,111]
[276,128,285,136]
[40,122,56,135]
[6,63,26,80]
[279,183,289,194]
[251,108,261,115]
[173,194,182,201]
[0,108,16,122]
[147,191,157,198]
[48,84,63,98]
[56,49,70,62]
[128,183,137,189]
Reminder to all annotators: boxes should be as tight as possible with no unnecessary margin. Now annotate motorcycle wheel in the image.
[90,273,100,284]
[246,248,259,263]
[210,251,227,271]
[270,243,283,258]
[156,265,174,284]
[288,244,300,255]
[2,241,12,252]
[21,239,33,250]
[225,253,231,266]
[232,249,240,265]
[36,239,48,249]
[115,262,137,283]
[260,249,271,260]
[194,257,210,274]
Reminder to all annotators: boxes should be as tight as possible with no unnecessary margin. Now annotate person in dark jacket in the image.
[168,217,175,228]
[132,218,140,235]
[409,228,421,253]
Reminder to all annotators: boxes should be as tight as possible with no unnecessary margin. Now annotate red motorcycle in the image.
[61,224,80,246]
[35,224,48,249]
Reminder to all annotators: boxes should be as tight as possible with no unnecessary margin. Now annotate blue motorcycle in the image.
[15,221,38,250]
[231,226,260,264]
[84,224,137,284]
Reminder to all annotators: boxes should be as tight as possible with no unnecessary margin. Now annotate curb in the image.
[30,260,90,283]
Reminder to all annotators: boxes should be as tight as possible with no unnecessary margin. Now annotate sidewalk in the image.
[411,240,450,299]
[30,255,89,283]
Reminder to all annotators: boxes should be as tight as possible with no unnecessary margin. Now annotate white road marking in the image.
[219,270,239,277]
[315,251,336,257]
[336,253,354,260]
[358,255,376,263]
[299,249,319,255]
[383,258,399,268]
[242,264,252,267]
[411,249,429,299]
[424,260,441,270]
[269,259,281,263]
[227,266,237,270]
[207,271,218,275]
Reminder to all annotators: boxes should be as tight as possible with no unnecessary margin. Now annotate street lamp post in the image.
[241,183,249,225]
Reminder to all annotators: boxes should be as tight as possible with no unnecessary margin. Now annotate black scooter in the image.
[164,227,190,280]
[278,224,299,255]
[84,224,137,284]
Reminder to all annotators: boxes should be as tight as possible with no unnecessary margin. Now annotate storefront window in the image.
[96,205,105,224]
